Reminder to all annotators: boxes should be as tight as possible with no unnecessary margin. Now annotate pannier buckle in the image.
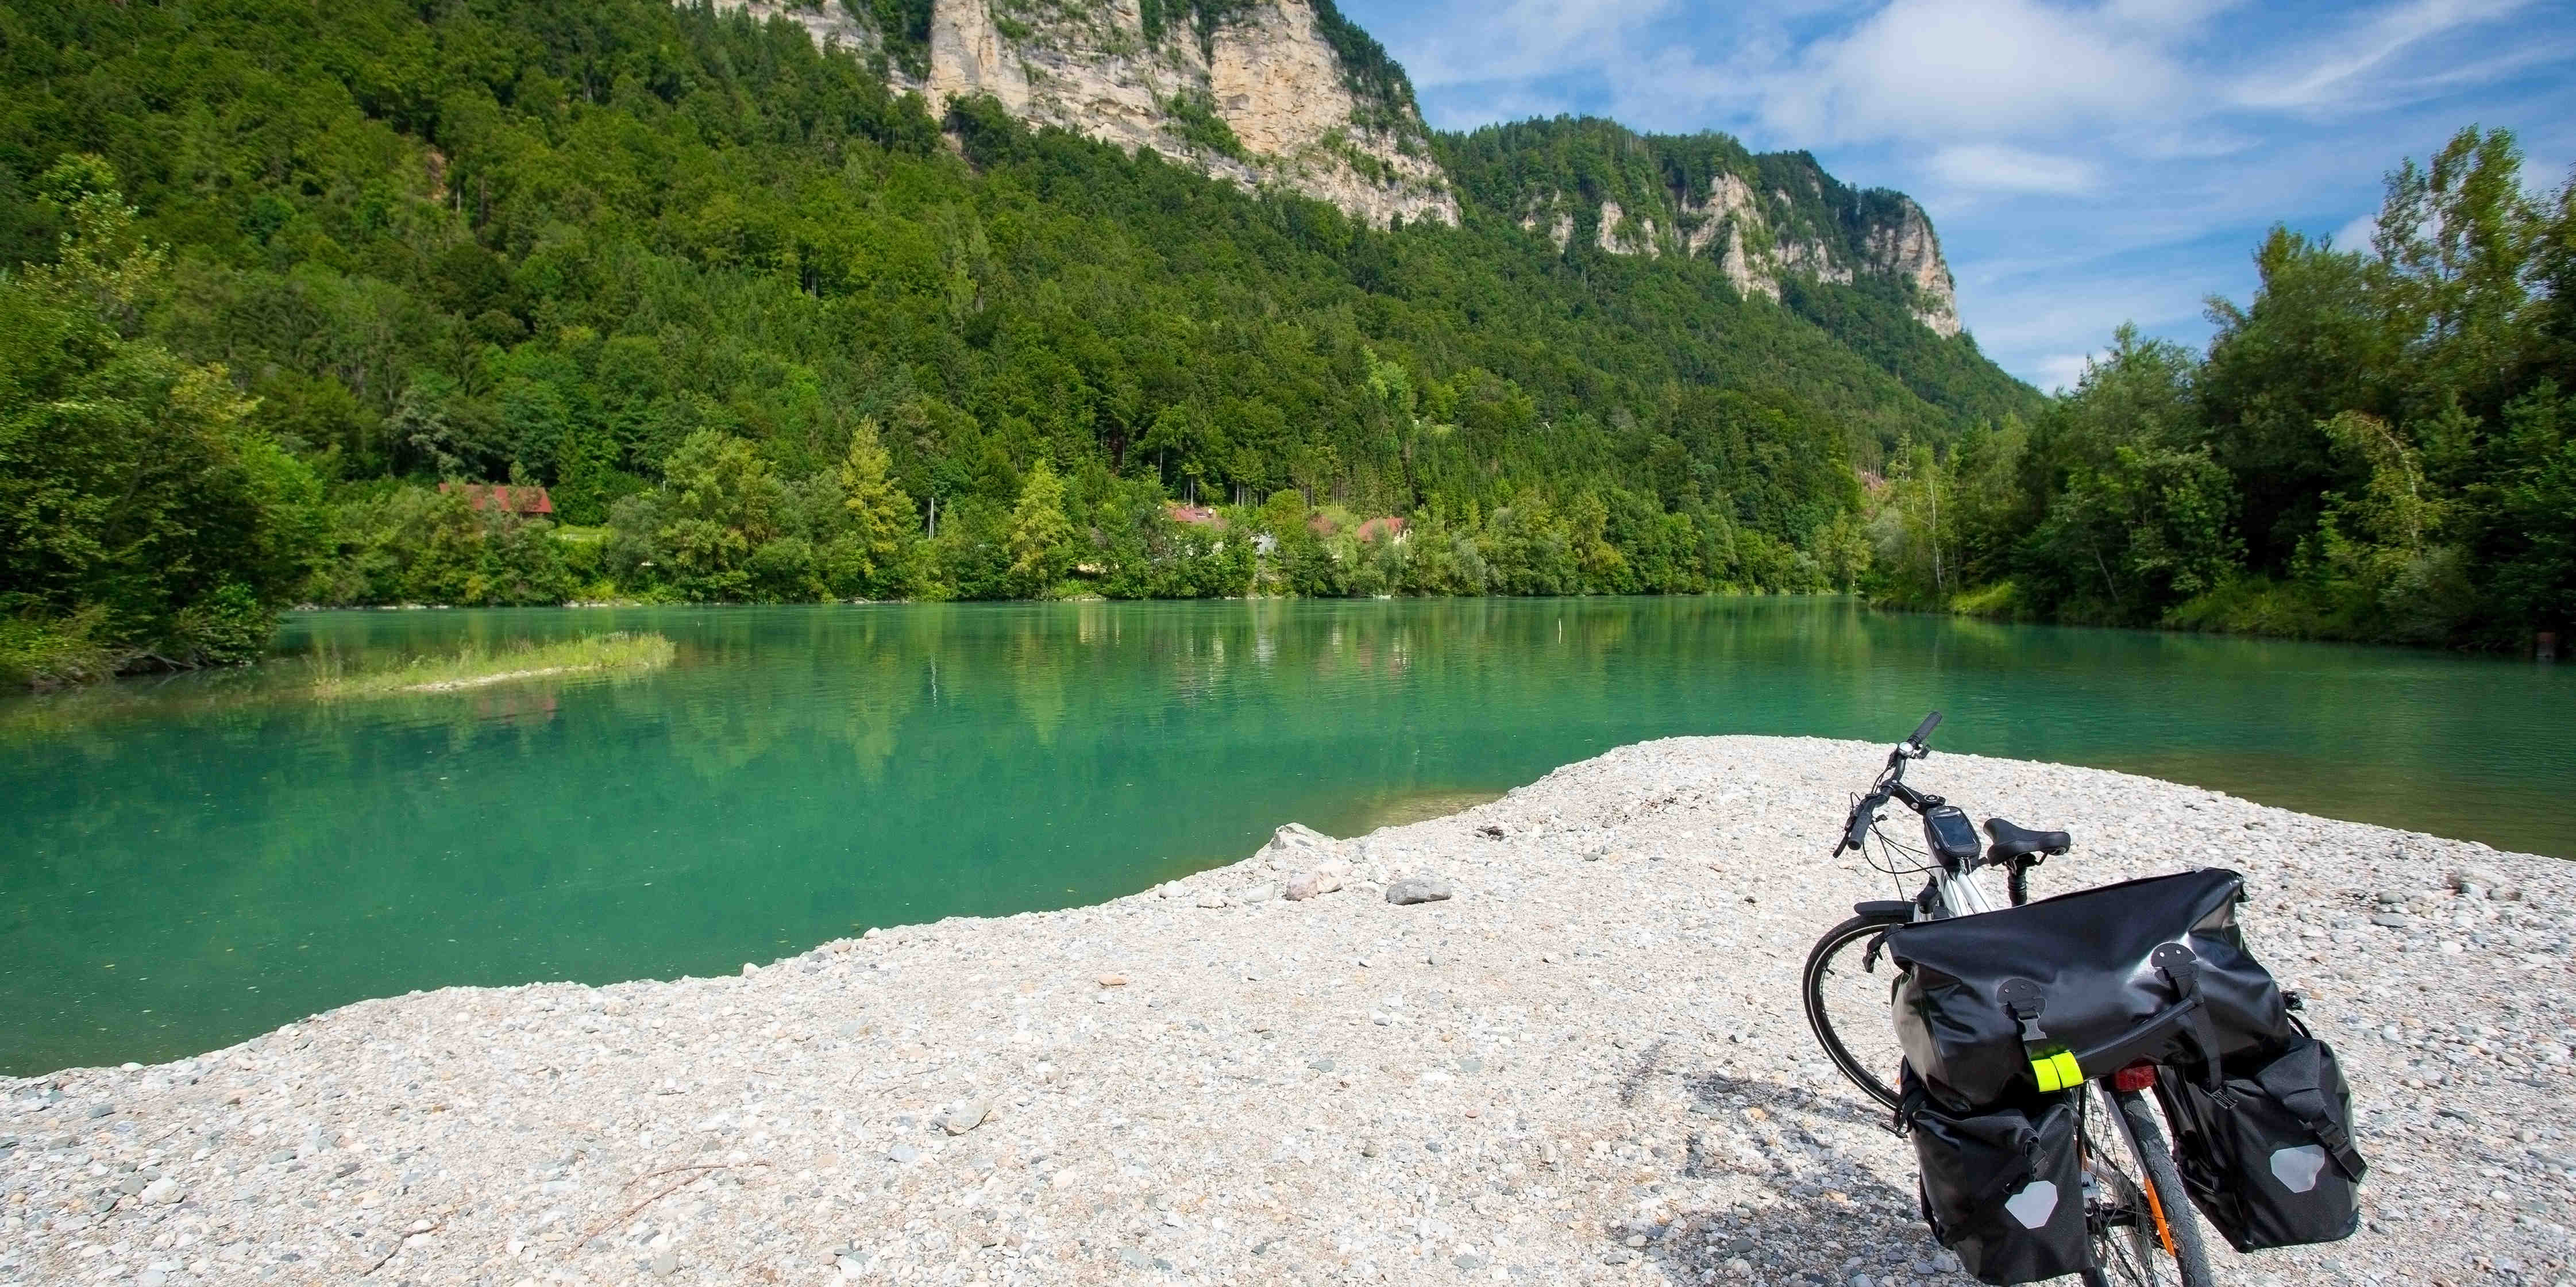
[1996,977,2079,1090]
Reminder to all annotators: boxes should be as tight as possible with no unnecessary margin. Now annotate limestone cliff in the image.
[1468,126,1962,337]
[705,3,1960,334]
[1859,200,1961,337]
[713,0,1455,229]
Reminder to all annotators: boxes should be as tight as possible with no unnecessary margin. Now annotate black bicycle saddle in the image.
[1983,817,2070,861]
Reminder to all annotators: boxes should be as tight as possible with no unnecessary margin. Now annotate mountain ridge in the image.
[712,0,1965,337]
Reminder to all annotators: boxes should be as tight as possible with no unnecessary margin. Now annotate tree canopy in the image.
[1867,126,2576,649]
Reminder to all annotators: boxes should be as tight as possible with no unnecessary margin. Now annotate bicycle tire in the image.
[2081,1088,2216,1287]
[1802,914,1908,1112]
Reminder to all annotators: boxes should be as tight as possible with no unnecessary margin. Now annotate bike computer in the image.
[1922,804,1982,865]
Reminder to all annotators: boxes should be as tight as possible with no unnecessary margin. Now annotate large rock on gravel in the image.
[1385,875,1453,905]
[1283,868,1342,900]
[1266,822,1336,855]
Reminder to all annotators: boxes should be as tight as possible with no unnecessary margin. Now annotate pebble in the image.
[0,737,2565,1286]
[940,1096,992,1135]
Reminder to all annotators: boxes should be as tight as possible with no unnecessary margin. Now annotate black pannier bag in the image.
[2155,1031,2367,1251]
[1905,1074,2089,1285]
[1885,868,2290,1109]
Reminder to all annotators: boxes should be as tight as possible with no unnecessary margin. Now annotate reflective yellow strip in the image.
[2031,1050,2083,1092]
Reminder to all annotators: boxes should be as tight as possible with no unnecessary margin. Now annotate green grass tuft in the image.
[305,633,676,699]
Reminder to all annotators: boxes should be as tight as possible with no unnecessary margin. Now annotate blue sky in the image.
[1333,0,2576,391]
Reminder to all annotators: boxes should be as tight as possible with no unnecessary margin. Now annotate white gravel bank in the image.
[3,736,2571,1287]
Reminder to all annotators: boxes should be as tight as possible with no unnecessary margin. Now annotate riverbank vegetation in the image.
[1868,128,2576,649]
[0,0,1992,689]
[2,0,2569,691]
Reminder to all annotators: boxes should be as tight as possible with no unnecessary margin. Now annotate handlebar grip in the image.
[1843,797,1878,850]
[1907,711,1942,747]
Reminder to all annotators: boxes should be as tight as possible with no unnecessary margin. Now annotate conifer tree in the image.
[840,418,915,596]
[1007,460,1074,594]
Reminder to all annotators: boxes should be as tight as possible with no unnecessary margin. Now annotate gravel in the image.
[1,735,2570,1286]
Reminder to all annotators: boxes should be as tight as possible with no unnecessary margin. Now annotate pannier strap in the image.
[2257,1057,2370,1182]
[2064,993,2204,1076]
[2031,1050,2083,1092]
[2151,943,2229,1097]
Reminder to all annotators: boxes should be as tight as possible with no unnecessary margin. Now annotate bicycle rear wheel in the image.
[2079,1086,2215,1287]
[1802,914,1909,1112]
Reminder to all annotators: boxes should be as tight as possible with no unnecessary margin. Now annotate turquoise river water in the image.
[3,596,2570,1074]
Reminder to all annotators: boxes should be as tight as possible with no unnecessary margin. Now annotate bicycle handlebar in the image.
[1836,712,1942,853]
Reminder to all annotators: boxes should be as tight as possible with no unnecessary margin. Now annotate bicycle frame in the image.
[1931,858,2003,918]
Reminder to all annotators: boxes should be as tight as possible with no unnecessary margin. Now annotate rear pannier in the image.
[1906,1078,2089,1285]
[2155,1031,2367,1252]
[1884,868,2290,1109]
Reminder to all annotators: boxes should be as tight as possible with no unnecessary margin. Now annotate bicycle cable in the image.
[1850,791,1938,891]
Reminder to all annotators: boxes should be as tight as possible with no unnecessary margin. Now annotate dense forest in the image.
[3,0,2565,691]
[0,0,2031,687]
[1871,127,2576,650]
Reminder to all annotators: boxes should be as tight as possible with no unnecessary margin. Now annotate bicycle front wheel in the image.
[2080,1086,2216,1287]
[1802,914,1909,1112]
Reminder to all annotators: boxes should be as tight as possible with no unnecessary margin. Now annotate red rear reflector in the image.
[2111,1063,2157,1093]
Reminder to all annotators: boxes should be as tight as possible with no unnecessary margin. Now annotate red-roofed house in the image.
[1165,502,1224,528]
[441,483,554,516]
[1355,515,1409,544]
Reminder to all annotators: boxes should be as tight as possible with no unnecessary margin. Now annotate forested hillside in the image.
[0,0,2030,685]
[1871,128,2576,651]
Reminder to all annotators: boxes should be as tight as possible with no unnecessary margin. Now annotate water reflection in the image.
[2,597,2568,1073]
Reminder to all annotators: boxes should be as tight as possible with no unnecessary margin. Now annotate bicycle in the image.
[1800,712,2216,1287]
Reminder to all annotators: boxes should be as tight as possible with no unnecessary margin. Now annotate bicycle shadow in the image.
[1682,1070,1891,1131]
[1600,1070,1964,1284]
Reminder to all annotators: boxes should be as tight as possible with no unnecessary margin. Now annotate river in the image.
[3,596,2567,1074]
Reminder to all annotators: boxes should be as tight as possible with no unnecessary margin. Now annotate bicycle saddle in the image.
[1983,817,2070,861]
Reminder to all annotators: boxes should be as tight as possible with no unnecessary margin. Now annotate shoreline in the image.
[2,737,2570,1285]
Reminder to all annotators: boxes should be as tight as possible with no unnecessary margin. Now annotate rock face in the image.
[714,0,1455,229]
[1521,169,1960,336]
[706,2,1960,332]
[1861,198,1963,336]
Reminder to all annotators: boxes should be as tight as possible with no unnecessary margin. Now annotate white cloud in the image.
[1390,0,1677,91]
[1756,0,2199,144]
[1925,144,2101,195]
[2032,352,2097,394]
[2230,0,2532,112]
